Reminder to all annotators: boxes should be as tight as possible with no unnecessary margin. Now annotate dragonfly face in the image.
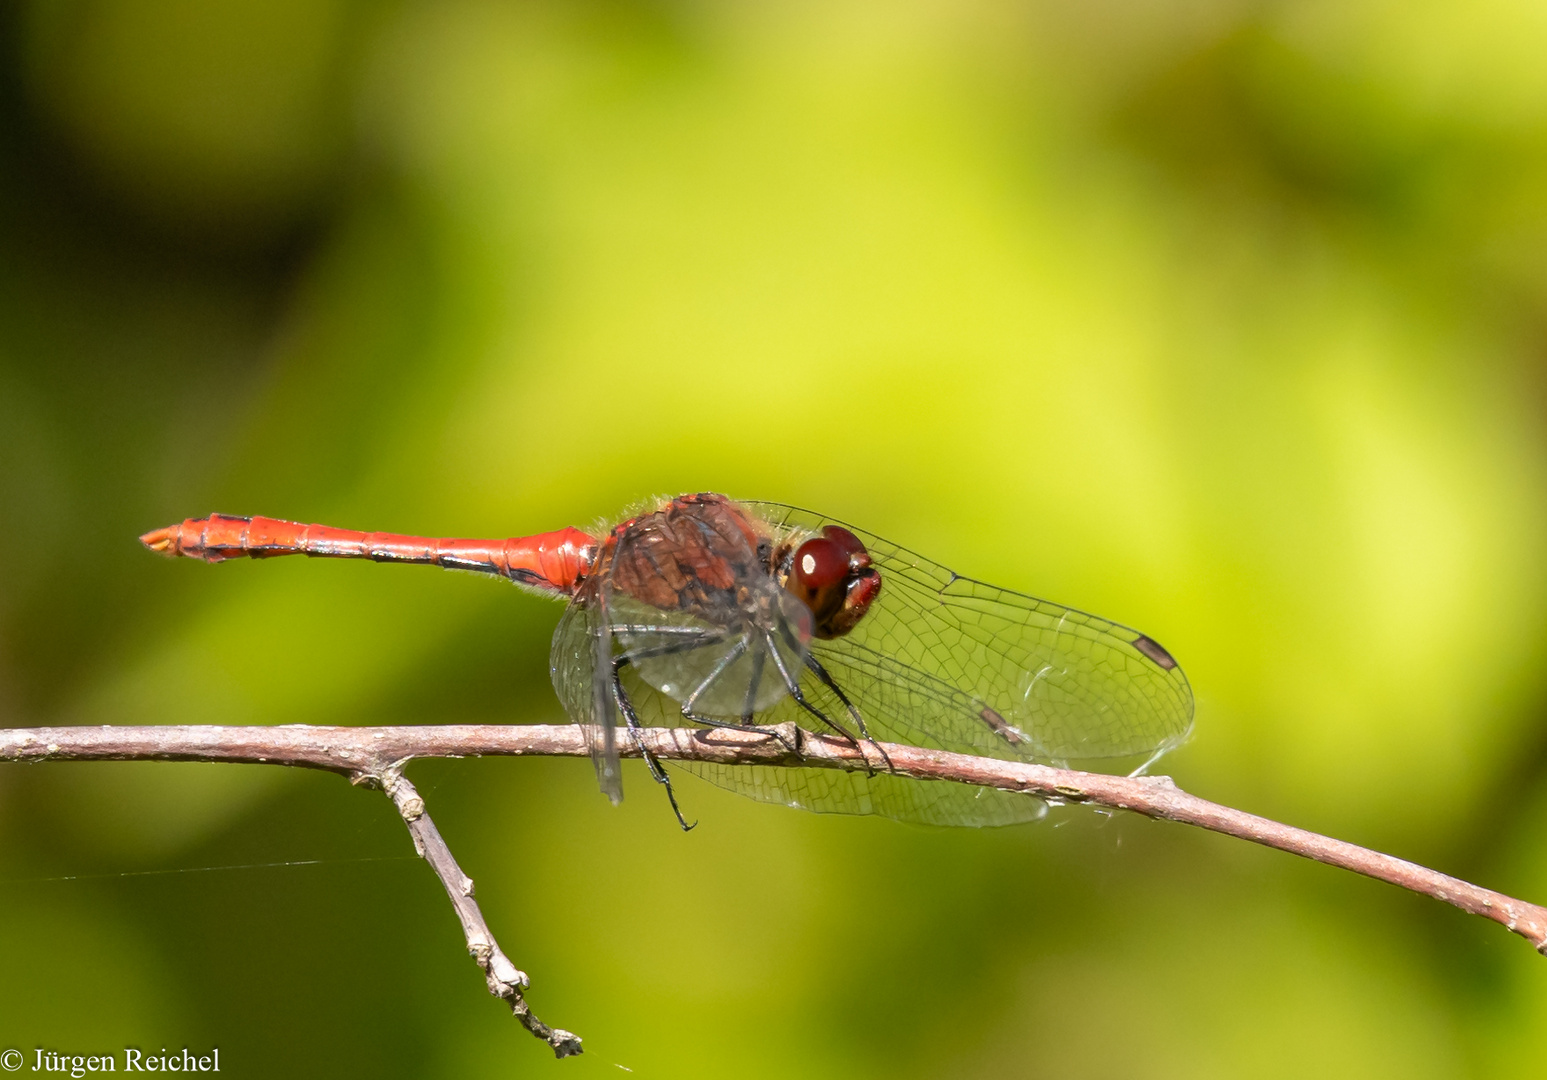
[771,524,882,640]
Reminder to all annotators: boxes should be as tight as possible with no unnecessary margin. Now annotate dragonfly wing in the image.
[743,501,1194,767]
[604,654,1046,825]
[678,761,1047,827]
[607,590,809,719]
[549,584,623,803]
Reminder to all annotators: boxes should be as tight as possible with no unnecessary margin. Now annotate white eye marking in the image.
[802,553,817,576]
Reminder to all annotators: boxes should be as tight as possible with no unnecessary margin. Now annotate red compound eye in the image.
[821,525,865,559]
[794,537,848,590]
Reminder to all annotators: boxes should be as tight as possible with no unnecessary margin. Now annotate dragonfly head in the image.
[781,525,881,640]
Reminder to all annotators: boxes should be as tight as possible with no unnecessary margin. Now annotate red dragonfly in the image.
[141,493,1192,828]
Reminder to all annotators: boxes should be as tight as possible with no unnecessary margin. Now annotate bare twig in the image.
[2,722,1543,1051]
[377,767,582,1057]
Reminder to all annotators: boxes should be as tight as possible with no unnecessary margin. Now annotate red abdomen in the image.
[140,514,598,594]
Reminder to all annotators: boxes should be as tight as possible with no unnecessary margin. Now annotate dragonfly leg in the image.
[802,653,869,738]
[770,618,883,774]
[762,628,860,747]
[667,634,798,755]
[611,656,696,832]
[615,625,799,754]
[677,715,797,755]
[740,648,766,723]
[678,633,749,707]
[804,652,894,775]
[615,628,732,665]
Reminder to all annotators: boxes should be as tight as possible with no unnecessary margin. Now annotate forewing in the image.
[549,583,623,803]
[743,501,1194,767]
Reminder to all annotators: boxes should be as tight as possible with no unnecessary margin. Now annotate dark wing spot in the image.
[1132,634,1178,671]
[979,706,1024,745]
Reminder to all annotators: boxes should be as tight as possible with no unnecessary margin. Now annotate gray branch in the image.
[3,721,1544,1056]
[379,767,581,1057]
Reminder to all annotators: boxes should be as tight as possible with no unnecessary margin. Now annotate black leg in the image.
[678,634,749,712]
[612,656,695,831]
[676,634,797,754]
[741,648,766,722]
[804,652,893,774]
[803,652,870,738]
[677,711,800,755]
[616,628,796,757]
[616,629,731,666]
[762,628,860,745]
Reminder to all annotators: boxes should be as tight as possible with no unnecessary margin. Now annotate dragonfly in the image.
[140,493,1193,828]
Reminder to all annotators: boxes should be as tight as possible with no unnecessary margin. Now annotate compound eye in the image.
[821,525,865,559]
[794,537,849,590]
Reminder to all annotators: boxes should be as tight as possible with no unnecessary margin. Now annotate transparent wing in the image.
[610,658,1047,827]
[607,590,810,718]
[549,582,623,803]
[680,762,1048,827]
[743,501,1194,768]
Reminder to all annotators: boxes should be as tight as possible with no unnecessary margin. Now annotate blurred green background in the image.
[3,0,1547,1075]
